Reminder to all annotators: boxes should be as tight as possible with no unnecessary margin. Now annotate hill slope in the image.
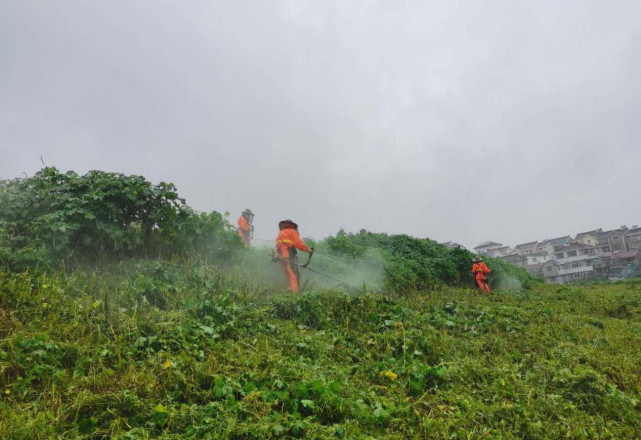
[1,264,640,439]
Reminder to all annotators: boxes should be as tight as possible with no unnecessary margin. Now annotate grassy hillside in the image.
[2,168,639,438]
[1,262,640,439]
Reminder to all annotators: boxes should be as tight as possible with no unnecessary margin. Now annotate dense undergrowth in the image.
[318,229,538,292]
[1,263,640,439]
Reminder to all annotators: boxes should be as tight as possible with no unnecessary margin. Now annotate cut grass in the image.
[1,264,640,439]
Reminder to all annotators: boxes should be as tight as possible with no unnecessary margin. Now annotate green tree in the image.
[0,167,240,270]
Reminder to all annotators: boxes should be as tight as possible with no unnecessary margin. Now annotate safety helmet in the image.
[278,219,298,230]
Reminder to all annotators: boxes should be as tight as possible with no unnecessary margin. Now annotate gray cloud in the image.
[2,0,640,249]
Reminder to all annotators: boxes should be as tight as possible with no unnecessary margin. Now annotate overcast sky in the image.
[2,0,640,249]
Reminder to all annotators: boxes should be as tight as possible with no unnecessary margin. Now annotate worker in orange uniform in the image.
[275,219,314,293]
[237,209,253,247]
[472,257,491,293]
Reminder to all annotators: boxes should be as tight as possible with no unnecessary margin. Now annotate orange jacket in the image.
[276,227,310,258]
[472,262,491,278]
[237,215,250,234]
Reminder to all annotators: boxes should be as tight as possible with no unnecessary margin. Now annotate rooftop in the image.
[474,241,503,249]
[515,241,538,250]
[500,254,524,261]
[547,236,571,247]
[574,229,602,241]
[555,243,596,253]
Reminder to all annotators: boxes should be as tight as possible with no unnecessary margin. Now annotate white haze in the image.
[1,1,640,249]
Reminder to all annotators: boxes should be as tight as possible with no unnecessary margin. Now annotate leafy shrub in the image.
[0,167,242,270]
[320,230,537,292]
[325,229,366,258]
[484,256,542,290]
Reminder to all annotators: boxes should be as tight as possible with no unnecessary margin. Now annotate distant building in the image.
[525,262,545,278]
[486,245,512,258]
[535,240,554,255]
[597,227,630,254]
[500,253,526,267]
[553,243,597,260]
[479,222,641,284]
[441,241,465,250]
[525,252,553,265]
[609,250,641,279]
[547,236,572,250]
[627,226,641,251]
[514,241,538,256]
[542,255,607,284]
[573,229,601,246]
[543,243,609,283]
[473,241,504,256]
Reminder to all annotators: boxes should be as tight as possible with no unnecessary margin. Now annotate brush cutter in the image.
[294,250,350,288]
[297,264,349,288]
[273,248,349,288]
[301,248,313,268]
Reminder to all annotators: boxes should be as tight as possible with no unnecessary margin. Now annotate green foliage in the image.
[1,266,640,439]
[323,229,537,292]
[0,167,241,269]
[325,229,366,258]
[484,256,542,291]
[2,166,634,439]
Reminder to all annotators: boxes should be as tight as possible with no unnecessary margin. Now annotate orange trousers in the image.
[476,275,490,293]
[238,230,250,247]
[281,260,300,292]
